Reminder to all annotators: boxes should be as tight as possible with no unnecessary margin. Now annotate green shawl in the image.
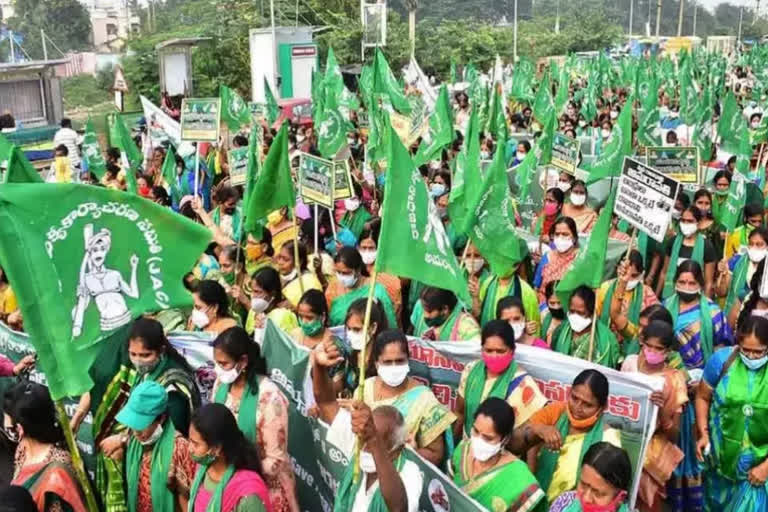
[463,360,518,437]
[725,254,750,319]
[214,379,259,444]
[599,279,644,333]
[478,275,528,326]
[188,465,235,512]
[330,282,397,328]
[340,207,372,240]
[125,421,177,512]
[535,410,606,503]
[552,321,619,368]
[333,453,406,512]
[666,293,714,362]
[211,205,243,242]
[412,303,462,340]
[662,234,704,300]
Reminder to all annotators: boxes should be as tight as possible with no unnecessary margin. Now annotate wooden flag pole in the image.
[292,213,304,297]
[193,143,201,201]
[586,306,599,362]
[54,400,99,512]
[314,204,319,255]
[459,241,471,270]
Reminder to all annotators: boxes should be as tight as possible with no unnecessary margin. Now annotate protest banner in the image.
[615,157,680,243]
[298,152,334,208]
[180,98,221,142]
[551,132,581,174]
[140,95,182,147]
[332,159,354,201]
[390,112,413,146]
[228,146,249,186]
[645,146,700,186]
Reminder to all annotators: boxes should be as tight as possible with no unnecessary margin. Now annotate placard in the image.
[249,102,267,123]
[332,160,353,201]
[551,132,581,174]
[228,147,249,186]
[615,157,680,243]
[180,98,221,142]
[298,153,333,208]
[645,146,700,185]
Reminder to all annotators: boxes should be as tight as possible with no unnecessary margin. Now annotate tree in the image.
[7,0,91,59]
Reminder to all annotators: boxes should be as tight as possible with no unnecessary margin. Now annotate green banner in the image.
[551,132,581,175]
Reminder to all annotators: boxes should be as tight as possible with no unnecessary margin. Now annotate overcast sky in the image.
[696,0,756,11]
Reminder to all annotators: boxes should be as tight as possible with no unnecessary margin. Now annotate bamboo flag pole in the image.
[54,401,99,512]
[586,306,599,362]
[292,213,304,296]
[459,242,471,270]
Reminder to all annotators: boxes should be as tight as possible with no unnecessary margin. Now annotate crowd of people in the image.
[3,46,768,512]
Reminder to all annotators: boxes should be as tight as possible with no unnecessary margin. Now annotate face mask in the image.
[360,249,377,265]
[347,137,356,145]
[549,306,565,320]
[601,128,611,139]
[544,202,560,216]
[482,352,514,374]
[753,121,761,129]
[297,135,306,143]
[516,151,527,161]
[280,269,298,282]
[138,186,151,197]
[568,313,592,333]
[714,188,729,197]
[753,309,768,318]
[377,363,409,387]
[191,308,210,329]
[359,450,377,473]
[643,346,666,365]
[429,160,442,170]
[430,183,447,198]
[570,193,587,206]
[191,452,217,465]
[470,435,502,462]
[509,322,525,340]
[577,489,627,512]
[467,258,485,274]
[578,120,587,127]
[669,111,679,119]
[424,313,446,328]
[554,236,574,253]
[246,244,263,261]
[557,181,571,193]
[740,352,768,371]
[748,248,767,264]
[672,210,682,220]
[347,330,366,351]
[215,362,242,384]
[131,355,162,375]
[679,222,698,237]
[251,296,271,313]
[676,286,700,303]
[299,318,324,337]
[344,198,360,211]
[610,110,618,120]
[336,272,358,289]
[436,206,448,219]
[267,211,284,225]
[140,423,164,446]
[626,279,640,291]
[480,151,490,160]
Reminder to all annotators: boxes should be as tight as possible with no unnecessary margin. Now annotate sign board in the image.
[333,160,353,201]
[112,66,128,92]
[616,157,680,243]
[250,102,267,123]
[362,2,387,47]
[551,132,581,174]
[228,147,249,186]
[645,146,700,186]
[298,153,334,208]
[180,98,221,142]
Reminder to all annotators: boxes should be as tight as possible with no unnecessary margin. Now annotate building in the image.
[0,0,13,22]
[0,59,67,127]
[84,0,141,52]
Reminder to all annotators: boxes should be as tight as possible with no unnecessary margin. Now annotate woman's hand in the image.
[616,260,630,283]
[468,275,480,297]
[649,390,665,408]
[695,431,710,462]
[532,424,563,451]
[12,355,35,376]
[748,459,768,487]
[526,321,538,336]
[314,340,344,368]
[100,434,126,459]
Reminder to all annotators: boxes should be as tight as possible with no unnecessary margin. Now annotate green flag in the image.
[324,48,360,114]
[717,91,742,153]
[450,57,457,84]
[244,123,295,234]
[2,144,42,184]
[449,109,482,234]
[111,116,141,195]
[317,98,352,159]
[81,118,107,180]
[161,146,182,206]
[532,71,554,124]
[556,188,617,305]
[510,58,535,103]
[487,84,508,142]
[735,122,754,177]
[244,126,262,208]
[414,85,455,166]
[719,172,748,232]
[585,99,632,184]
[376,122,469,304]
[554,64,571,116]
[0,183,211,399]
[372,48,411,114]
[220,85,252,132]
[514,112,556,203]
[464,139,526,276]
[264,78,280,126]
[679,55,699,125]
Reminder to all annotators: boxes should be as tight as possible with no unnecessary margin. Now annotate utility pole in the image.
[513,0,518,62]
[737,6,744,44]
[9,30,15,63]
[555,0,561,34]
[655,0,662,38]
[677,0,684,36]
[41,29,48,61]
[628,0,634,38]
[692,2,697,37]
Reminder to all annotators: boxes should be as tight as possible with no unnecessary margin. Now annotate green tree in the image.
[7,0,91,58]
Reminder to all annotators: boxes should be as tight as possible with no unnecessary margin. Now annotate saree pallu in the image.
[326,281,397,328]
[666,404,704,512]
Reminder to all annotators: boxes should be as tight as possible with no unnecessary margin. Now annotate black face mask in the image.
[549,306,566,320]
[677,289,700,303]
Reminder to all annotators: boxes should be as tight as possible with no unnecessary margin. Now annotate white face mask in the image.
[139,423,164,446]
[215,363,242,384]
[601,128,611,139]
[578,120,587,127]
[467,258,485,275]
[280,269,298,282]
[471,435,502,462]
[557,181,571,193]
[359,450,377,473]
[516,151,526,161]
[570,193,586,206]
[509,322,525,340]
[679,222,698,237]
[553,236,574,253]
[672,210,682,220]
[344,198,360,211]
[336,272,358,289]
[297,134,306,143]
[251,297,271,313]
[752,309,768,318]
[748,248,767,264]
[752,121,761,129]
[191,308,210,329]
[347,329,366,351]
[568,313,592,332]
[480,151,490,160]
[360,249,377,265]
[626,279,640,291]
[610,110,618,120]
[377,363,409,387]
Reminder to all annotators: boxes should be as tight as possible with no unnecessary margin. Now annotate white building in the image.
[0,0,14,22]
[85,1,141,52]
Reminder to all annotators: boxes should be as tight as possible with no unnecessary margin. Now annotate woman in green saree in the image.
[324,247,397,328]
[74,317,201,512]
[551,286,619,368]
[339,183,372,241]
[411,286,481,342]
[716,227,768,327]
[452,397,545,512]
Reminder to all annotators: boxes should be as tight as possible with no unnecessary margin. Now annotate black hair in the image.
[371,329,410,362]
[624,249,644,274]
[151,186,171,206]
[220,245,244,271]
[683,205,703,223]
[641,320,678,350]
[191,403,264,474]
[107,147,121,161]
[676,192,690,209]
[335,246,364,273]
[129,317,194,372]
[551,216,578,241]
[639,304,673,326]
[674,260,704,287]
[581,442,632,492]
[252,266,284,303]
[0,485,37,512]
[475,397,516,438]
[545,280,559,300]
[3,382,64,445]
[359,218,382,245]
[420,286,458,312]
[496,295,525,320]
[572,369,609,407]
[55,144,68,156]
[433,169,452,190]
[232,135,248,147]
[745,203,765,221]
[251,226,274,257]
[571,285,596,316]
[213,327,267,392]
[60,118,72,128]
[196,280,233,318]
[713,170,732,186]
[298,289,328,326]
[749,226,768,246]
[481,320,516,351]
[739,259,768,329]
[345,298,388,339]
[281,240,308,271]
[518,140,531,152]
[571,179,588,194]
[545,187,566,205]
[216,185,240,203]
[738,315,768,347]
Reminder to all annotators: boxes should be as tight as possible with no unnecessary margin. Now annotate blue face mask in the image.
[430,183,447,198]
[740,352,768,371]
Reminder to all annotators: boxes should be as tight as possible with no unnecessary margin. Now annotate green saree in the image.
[552,321,619,368]
[329,282,397,328]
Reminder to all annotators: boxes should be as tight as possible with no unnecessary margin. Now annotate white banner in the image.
[140,95,182,148]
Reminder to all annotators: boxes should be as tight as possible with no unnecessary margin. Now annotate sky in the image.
[697,0,755,10]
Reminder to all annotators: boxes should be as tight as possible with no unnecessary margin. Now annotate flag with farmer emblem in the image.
[317,95,353,159]
[414,84,454,167]
[81,118,107,180]
[0,184,211,398]
[719,171,747,232]
[372,48,411,114]
[449,108,482,234]
[533,71,554,124]
[678,54,699,125]
[264,78,280,126]
[220,85,252,131]
[376,122,469,304]
[717,91,743,154]
[585,99,632,184]
[324,48,360,115]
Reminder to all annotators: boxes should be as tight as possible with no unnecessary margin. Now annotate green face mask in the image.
[222,271,236,285]
[715,188,729,197]
[191,452,217,465]
[300,318,324,337]
[424,313,447,328]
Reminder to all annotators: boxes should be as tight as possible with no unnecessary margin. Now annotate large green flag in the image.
[679,54,699,125]
[317,96,353,159]
[532,71,554,124]
[719,172,748,233]
[81,118,107,180]
[414,85,455,166]
[0,183,211,398]
[585,99,632,184]
[220,85,252,132]
[264,78,280,126]
[464,139,526,276]
[735,122,754,177]
[376,122,469,304]
[449,109,482,234]
[161,146,182,206]
[556,188,617,305]
[717,91,742,153]
[111,116,141,194]
[244,123,294,234]
[372,48,411,114]
[2,144,42,184]
[510,57,535,103]
[514,111,556,203]
[487,84,508,142]
[324,48,360,114]
[554,63,571,115]
[244,126,261,208]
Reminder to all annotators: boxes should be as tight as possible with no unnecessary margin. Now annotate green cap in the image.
[116,381,168,431]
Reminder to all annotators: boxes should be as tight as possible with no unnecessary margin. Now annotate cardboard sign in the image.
[615,157,680,243]
[645,146,700,185]
[228,147,249,186]
[332,160,353,201]
[551,132,582,174]
[298,153,334,208]
[250,102,267,123]
[180,98,221,142]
